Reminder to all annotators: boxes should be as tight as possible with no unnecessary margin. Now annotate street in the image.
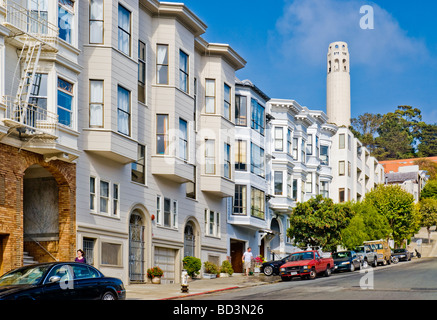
[176,258,437,300]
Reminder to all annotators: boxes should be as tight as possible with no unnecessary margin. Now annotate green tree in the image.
[421,179,437,200]
[340,213,368,250]
[417,123,437,157]
[364,185,420,246]
[414,159,437,180]
[418,198,437,244]
[287,196,353,252]
[350,113,382,154]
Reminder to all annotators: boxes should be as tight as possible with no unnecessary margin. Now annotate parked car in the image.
[332,250,361,272]
[260,255,292,276]
[0,262,126,300]
[392,248,412,261]
[354,245,378,268]
[279,250,334,281]
[364,240,391,265]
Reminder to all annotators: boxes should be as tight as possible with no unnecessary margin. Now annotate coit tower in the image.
[326,41,351,127]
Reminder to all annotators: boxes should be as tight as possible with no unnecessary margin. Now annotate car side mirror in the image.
[49,276,61,283]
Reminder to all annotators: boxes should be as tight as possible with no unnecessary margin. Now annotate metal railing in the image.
[3,0,59,47]
[2,95,58,137]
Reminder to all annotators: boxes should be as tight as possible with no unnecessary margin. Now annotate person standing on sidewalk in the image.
[242,247,253,276]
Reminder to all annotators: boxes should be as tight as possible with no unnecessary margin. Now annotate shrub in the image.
[182,256,202,278]
[203,261,219,275]
[220,260,234,276]
[147,266,163,279]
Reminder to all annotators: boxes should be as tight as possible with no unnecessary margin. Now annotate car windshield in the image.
[288,252,314,261]
[333,252,351,259]
[0,265,51,286]
[354,246,365,253]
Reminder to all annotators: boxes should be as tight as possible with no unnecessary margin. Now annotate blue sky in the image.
[177,0,437,124]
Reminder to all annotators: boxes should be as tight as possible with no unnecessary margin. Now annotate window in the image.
[156,195,161,225]
[224,143,231,179]
[348,161,352,177]
[306,173,312,193]
[118,4,131,55]
[287,172,292,199]
[100,180,109,213]
[101,242,121,266]
[172,200,178,228]
[205,139,215,174]
[307,134,313,155]
[117,86,130,135]
[292,138,298,160]
[235,95,247,126]
[178,118,188,160]
[316,136,319,157]
[90,177,96,211]
[274,171,283,195]
[223,83,231,120]
[250,143,265,178]
[89,0,103,44]
[205,209,220,237]
[321,181,329,198]
[339,133,345,149]
[348,134,352,150]
[138,41,146,103]
[58,0,74,44]
[113,184,119,216]
[292,179,298,200]
[164,197,171,227]
[320,145,329,165]
[193,78,198,130]
[287,129,292,154]
[28,73,48,111]
[235,140,247,171]
[156,114,168,155]
[251,187,265,219]
[156,44,168,84]
[186,167,196,199]
[179,50,189,93]
[301,139,306,163]
[89,80,103,127]
[275,127,283,151]
[233,185,247,215]
[132,144,145,184]
[83,238,95,266]
[339,188,345,203]
[29,0,48,34]
[205,79,215,113]
[251,98,265,135]
[57,78,73,127]
[339,161,345,176]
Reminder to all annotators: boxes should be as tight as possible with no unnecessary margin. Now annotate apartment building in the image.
[0,0,80,274]
[267,99,338,258]
[76,0,245,284]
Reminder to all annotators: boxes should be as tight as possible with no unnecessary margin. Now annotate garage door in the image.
[154,247,176,284]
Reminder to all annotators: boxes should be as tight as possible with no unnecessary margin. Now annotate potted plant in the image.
[203,261,219,279]
[147,266,164,284]
[253,255,265,273]
[219,260,234,277]
[182,256,202,279]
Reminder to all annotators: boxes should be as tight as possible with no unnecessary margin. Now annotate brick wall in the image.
[0,143,76,273]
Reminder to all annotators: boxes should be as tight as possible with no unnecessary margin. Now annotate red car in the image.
[279,250,334,281]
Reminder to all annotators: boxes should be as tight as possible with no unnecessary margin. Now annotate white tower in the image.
[326,41,351,127]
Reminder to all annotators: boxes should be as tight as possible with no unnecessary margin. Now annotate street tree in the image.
[418,198,437,244]
[421,179,437,200]
[287,195,353,252]
[364,185,420,246]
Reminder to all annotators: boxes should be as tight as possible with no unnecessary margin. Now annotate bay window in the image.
[57,78,73,127]
[117,85,130,135]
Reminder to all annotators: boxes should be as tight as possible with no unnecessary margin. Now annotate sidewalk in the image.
[125,273,280,300]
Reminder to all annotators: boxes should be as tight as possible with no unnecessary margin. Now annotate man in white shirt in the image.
[242,247,253,276]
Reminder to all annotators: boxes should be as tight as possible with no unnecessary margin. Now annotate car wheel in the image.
[309,268,317,280]
[102,291,117,300]
[373,258,378,267]
[362,259,368,269]
[350,263,355,272]
[324,267,332,277]
[263,265,274,276]
[382,258,387,266]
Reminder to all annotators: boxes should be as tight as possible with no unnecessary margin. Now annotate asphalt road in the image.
[177,257,437,300]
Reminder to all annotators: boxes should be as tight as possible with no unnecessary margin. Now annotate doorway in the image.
[230,239,245,273]
[129,211,145,283]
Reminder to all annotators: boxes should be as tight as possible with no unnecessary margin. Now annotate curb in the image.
[159,286,241,300]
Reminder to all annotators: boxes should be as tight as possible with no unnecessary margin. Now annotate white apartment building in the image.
[75,0,246,284]
[267,99,337,257]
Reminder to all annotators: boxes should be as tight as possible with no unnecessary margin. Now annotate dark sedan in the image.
[392,248,412,261]
[260,255,291,276]
[0,262,126,300]
[333,250,361,272]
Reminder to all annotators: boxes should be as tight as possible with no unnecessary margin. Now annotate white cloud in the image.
[273,0,430,71]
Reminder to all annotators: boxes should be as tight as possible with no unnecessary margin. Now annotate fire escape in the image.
[1,0,59,146]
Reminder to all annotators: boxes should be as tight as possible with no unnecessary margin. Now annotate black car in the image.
[392,248,412,261]
[0,262,126,300]
[333,250,361,272]
[260,255,291,276]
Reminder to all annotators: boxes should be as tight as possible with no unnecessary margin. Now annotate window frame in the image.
[156,44,169,85]
[223,83,231,121]
[117,85,131,136]
[205,79,216,114]
[89,79,104,128]
[89,0,104,44]
[138,40,146,103]
[57,77,74,128]
[118,3,131,56]
[156,114,169,155]
[179,49,189,93]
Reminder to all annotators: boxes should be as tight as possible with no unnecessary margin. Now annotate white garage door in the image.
[154,247,176,284]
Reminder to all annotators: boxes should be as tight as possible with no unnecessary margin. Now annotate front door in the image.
[129,212,145,283]
[230,240,244,273]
